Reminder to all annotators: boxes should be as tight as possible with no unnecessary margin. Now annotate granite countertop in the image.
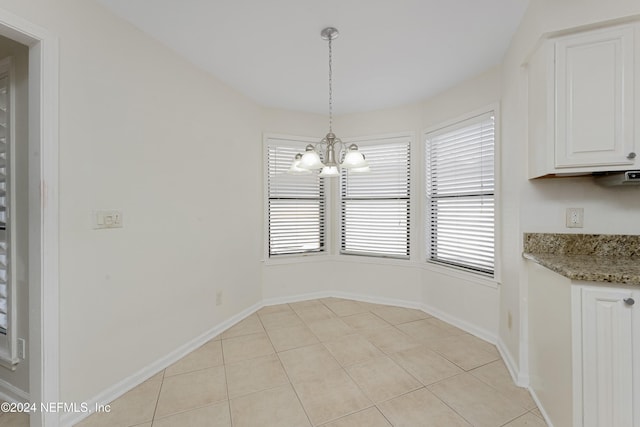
[523,233,640,286]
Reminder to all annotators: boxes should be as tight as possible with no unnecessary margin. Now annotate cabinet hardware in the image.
[628,152,636,160]
[624,298,635,306]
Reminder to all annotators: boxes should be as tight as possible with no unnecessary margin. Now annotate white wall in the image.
[332,260,423,305]
[500,0,640,376]
[2,0,637,415]
[421,69,502,341]
[0,35,29,397]
[261,108,328,139]
[0,0,264,404]
[337,67,502,340]
[262,67,502,340]
[527,261,573,426]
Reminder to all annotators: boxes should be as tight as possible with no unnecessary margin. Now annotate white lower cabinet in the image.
[572,285,640,427]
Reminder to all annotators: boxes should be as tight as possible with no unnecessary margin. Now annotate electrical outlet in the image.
[216,291,223,306]
[507,312,512,330]
[566,208,584,228]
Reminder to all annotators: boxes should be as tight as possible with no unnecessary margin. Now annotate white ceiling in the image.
[97,0,529,114]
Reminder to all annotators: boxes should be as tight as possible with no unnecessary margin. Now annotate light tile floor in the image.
[0,298,548,427]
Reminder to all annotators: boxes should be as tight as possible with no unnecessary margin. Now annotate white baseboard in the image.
[528,386,555,427]
[263,291,424,313]
[0,377,29,404]
[496,340,553,427]
[60,300,262,427]
[262,291,334,307]
[421,301,497,345]
[325,290,498,346]
[332,290,425,310]
[61,290,504,427]
[497,339,529,387]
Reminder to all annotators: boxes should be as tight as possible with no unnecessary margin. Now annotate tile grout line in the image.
[373,404,396,427]
[288,299,378,426]
[467,362,536,414]
[529,408,545,420]
[149,370,165,427]
[149,340,231,424]
[150,401,227,425]
[372,385,440,427]
[325,306,396,423]
[424,370,467,388]
[299,302,378,425]
[429,386,478,426]
[224,310,277,426]
[423,334,500,372]
[498,411,534,427]
[320,300,447,424]
[220,334,233,427]
[340,354,420,413]
[420,371,486,426]
[264,306,316,427]
[83,298,540,427]
[426,371,531,427]
[316,406,392,427]
[162,363,221,379]
[373,385,428,405]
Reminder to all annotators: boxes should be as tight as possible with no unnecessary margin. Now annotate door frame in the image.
[0,8,59,427]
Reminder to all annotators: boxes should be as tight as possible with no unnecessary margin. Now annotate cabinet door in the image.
[555,25,635,168]
[580,287,637,427]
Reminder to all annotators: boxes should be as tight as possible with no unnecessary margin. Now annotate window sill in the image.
[0,351,19,371]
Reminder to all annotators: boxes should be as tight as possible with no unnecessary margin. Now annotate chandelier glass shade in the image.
[289,27,369,177]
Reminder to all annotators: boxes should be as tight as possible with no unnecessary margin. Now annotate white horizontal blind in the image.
[425,112,495,276]
[341,138,411,258]
[0,74,8,333]
[267,141,325,256]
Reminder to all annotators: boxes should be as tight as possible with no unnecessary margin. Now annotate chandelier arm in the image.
[335,138,346,164]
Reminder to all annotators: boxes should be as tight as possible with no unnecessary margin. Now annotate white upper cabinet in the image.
[527,22,639,178]
[556,26,635,168]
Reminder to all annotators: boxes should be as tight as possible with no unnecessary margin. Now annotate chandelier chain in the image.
[286,27,368,177]
[328,35,333,133]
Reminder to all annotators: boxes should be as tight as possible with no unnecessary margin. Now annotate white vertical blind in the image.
[341,138,411,259]
[425,112,495,276]
[267,141,325,256]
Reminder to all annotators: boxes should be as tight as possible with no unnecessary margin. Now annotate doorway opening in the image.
[0,9,59,427]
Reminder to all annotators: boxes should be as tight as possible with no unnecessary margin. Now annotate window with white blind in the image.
[340,136,411,259]
[0,73,8,335]
[266,137,325,257]
[425,112,495,276]
[0,57,18,367]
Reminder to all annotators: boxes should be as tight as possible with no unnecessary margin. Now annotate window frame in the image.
[423,105,501,282]
[263,134,330,263]
[339,133,413,260]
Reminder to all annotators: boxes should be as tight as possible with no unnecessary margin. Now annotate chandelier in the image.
[288,27,369,177]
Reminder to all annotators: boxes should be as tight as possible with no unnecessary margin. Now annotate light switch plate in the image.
[93,210,123,229]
